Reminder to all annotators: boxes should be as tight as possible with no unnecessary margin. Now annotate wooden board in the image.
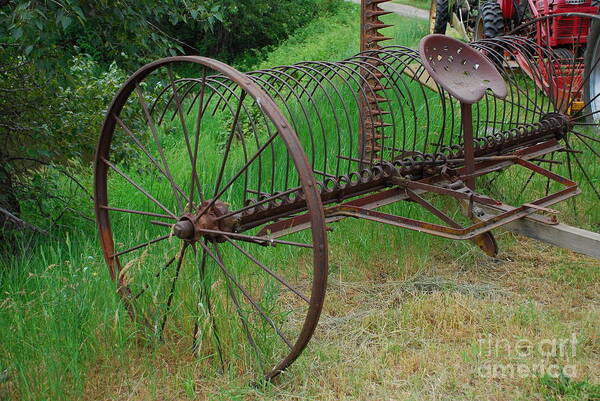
[405,63,440,93]
[477,204,600,260]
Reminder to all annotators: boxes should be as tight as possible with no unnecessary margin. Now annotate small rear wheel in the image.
[430,0,450,34]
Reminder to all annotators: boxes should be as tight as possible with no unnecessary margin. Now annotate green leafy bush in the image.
[0,0,342,238]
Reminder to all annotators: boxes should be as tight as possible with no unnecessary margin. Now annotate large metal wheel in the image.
[94,56,328,381]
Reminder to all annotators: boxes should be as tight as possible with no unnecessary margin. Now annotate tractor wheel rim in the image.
[590,35,600,122]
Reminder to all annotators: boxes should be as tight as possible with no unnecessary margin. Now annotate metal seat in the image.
[418,34,507,104]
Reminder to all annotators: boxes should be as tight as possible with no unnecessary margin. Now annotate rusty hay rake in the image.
[94,1,600,381]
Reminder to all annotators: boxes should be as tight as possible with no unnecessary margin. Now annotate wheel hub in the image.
[172,200,240,242]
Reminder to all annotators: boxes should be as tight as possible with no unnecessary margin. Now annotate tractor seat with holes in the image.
[419,34,507,104]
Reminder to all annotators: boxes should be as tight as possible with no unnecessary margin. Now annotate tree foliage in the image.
[0,0,342,242]
[1,0,341,72]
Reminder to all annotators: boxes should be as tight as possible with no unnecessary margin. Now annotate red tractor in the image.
[430,0,599,116]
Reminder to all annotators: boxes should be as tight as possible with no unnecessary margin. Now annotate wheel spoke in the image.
[101,157,177,219]
[114,115,190,204]
[150,220,173,228]
[565,137,600,200]
[518,165,538,198]
[166,67,204,210]
[197,131,279,219]
[215,186,302,222]
[200,241,294,350]
[545,152,554,197]
[575,90,600,121]
[190,243,225,369]
[213,91,247,197]
[199,241,265,369]
[566,44,600,112]
[571,132,600,159]
[100,205,175,220]
[134,254,178,300]
[223,235,310,303]
[190,68,208,207]
[572,130,600,145]
[135,85,185,213]
[111,233,171,258]
[159,243,188,339]
[197,228,313,249]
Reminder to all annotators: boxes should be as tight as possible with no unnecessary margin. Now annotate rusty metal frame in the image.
[325,158,578,240]
[256,139,577,241]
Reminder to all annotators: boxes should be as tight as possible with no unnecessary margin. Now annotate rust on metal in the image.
[419,34,508,190]
[359,0,393,161]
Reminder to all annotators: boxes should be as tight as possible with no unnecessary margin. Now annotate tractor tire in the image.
[476,2,505,39]
[430,0,450,34]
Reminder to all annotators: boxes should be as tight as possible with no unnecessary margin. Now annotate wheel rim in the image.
[94,56,328,380]
[474,15,484,40]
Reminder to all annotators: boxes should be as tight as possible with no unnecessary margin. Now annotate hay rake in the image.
[94,1,599,381]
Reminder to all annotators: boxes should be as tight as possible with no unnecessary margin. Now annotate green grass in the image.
[2,3,599,401]
[538,373,600,400]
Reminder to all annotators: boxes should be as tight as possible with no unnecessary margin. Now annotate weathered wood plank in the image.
[478,205,600,260]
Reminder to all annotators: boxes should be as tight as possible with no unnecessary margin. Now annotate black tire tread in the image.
[432,0,450,34]
[479,1,504,39]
